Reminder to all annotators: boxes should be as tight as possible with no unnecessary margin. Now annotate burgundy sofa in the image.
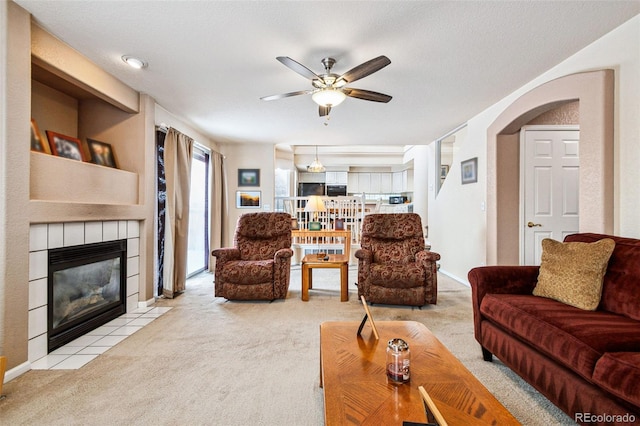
[469,233,640,425]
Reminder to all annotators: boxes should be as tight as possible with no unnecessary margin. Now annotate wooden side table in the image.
[301,254,349,302]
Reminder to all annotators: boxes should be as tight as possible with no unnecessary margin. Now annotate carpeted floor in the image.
[1,267,575,425]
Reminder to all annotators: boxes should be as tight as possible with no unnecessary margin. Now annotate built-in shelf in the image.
[30,152,139,205]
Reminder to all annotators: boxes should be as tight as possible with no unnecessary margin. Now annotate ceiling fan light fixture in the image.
[312,89,346,107]
[307,146,326,173]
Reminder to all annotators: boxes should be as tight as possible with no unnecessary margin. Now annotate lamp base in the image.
[308,221,322,231]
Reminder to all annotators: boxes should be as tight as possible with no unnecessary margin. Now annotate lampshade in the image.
[307,146,326,173]
[312,89,346,107]
[304,195,327,213]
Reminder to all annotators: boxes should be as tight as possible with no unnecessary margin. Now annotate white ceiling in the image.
[15,0,640,157]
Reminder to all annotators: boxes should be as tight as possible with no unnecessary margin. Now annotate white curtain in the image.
[208,151,228,272]
[163,128,194,298]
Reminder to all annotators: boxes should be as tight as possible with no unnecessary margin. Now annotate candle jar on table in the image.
[386,338,410,383]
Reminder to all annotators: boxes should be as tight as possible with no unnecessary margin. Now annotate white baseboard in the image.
[438,268,470,287]
[138,297,156,308]
[4,361,31,383]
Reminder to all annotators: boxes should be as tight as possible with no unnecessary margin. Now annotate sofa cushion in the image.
[480,294,640,381]
[565,233,640,321]
[533,238,615,310]
[369,263,424,288]
[593,352,640,408]
[221,260,273,285]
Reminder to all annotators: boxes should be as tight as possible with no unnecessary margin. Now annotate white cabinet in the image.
[369,173,382,193]
[326,171,348,185]
[299,172,325,183]
[347,173,359,193]
[392,172,403,193]
[380,173,393,193]
[358,173,371,193]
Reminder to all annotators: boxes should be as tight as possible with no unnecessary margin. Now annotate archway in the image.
[486,70,614,265]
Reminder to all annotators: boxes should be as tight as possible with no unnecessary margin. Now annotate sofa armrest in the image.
[211,247,240,263]
[468,265,540,345]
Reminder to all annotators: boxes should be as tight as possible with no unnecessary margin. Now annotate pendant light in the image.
[307,146,326,173]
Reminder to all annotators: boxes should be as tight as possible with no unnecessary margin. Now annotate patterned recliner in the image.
[212,212,293,300]
[355,213,440,306]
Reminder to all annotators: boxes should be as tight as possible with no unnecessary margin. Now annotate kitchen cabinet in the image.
[326,171,348,185]
[392,172,403,193]
[358,173,371,193]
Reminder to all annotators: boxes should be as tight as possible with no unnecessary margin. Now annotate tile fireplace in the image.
[29,220,142,363]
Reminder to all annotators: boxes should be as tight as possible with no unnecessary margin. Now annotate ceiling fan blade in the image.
[344,88,392,103]
[337,55,391,84]
[319,105,331,117]
[260,90,312,101]
[277,56,322,81]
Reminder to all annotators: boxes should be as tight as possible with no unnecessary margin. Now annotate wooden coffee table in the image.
[301,254,349,302]
[319,321,520,425]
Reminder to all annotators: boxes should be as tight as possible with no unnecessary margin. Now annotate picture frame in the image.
[291,217,299,230]
[357,295,379,340]
[236,190,261,208]
[30,119,50,154]
[46,130,86,162]
[440,164,449,179]
[334,218,345,230]
[460,157,478,185]
[87,138,118,168]
[238,169,260,187]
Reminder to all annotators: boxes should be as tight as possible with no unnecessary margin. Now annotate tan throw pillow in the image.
[533,238,615,310]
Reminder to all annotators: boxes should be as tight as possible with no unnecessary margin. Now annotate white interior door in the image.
[521,126,580,265]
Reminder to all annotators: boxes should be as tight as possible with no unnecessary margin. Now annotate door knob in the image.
[527,221,542,228]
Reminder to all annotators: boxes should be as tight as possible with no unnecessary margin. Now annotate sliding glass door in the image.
[187,147,210,277]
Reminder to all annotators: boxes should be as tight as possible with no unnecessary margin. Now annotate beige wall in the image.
[219,143,276,247]
[430,15,640,283]
[1,1,32,370]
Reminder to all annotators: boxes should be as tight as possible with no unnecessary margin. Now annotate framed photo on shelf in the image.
[460,157,478,185]
[236,191,261,208]
[30,119,50,154]
[87,138,118,168]
[238,168,260,186]
[46,130,86,162]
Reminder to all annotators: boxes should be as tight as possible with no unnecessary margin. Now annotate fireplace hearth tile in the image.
[127,318,155,327]
[111,325,143,336]
[77,346,111,355]
[86,325,120,336]
[91,334,128,347]
[31,354,69,369]
[50,345,82,356]
[105,317,134,327]
[51,354,99,370]
[66,334,103,347]
[30,307,172,370]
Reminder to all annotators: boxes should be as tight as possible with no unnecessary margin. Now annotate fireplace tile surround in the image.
[28,220,144,364]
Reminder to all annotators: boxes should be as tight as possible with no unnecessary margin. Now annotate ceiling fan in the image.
[261,55,392,117]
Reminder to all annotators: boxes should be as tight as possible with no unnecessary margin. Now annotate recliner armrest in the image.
[416,250,440,263]
[355,248,372,262]
[211,247,241,262]
[275,248,294,260]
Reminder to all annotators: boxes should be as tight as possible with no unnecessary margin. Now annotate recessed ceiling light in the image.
[121,55,148,69]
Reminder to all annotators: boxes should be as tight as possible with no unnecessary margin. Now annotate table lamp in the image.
[305,195,326,231]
